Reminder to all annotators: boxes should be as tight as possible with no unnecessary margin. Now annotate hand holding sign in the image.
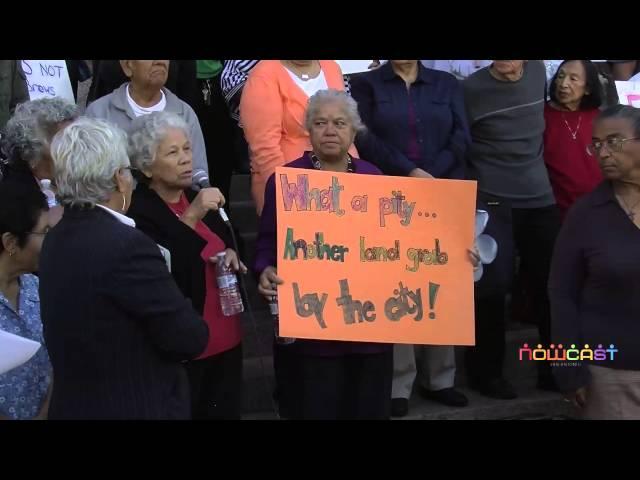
[258,266,284,298]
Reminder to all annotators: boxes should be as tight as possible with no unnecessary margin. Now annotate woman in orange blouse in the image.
[240,60,357,214]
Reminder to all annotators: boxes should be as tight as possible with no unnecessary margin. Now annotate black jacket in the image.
[127,183,232,315]
[39,206,208,419]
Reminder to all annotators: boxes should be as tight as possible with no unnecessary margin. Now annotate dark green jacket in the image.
[0,60,29,130]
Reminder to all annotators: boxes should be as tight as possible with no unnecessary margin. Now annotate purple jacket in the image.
[254,152,392,356]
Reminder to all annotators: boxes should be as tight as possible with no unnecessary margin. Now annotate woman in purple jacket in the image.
[254,89,394,419]
[255,89,481,419]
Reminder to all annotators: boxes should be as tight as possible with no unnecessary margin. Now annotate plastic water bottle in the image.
[270,294,295,345]
[215,252,244,316]
[40,179,57,207]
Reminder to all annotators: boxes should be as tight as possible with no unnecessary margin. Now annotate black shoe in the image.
[419,386,469,407]
[391,398,409,417]
[471,378,518,400]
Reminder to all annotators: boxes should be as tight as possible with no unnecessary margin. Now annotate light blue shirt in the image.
[0,274,51,419]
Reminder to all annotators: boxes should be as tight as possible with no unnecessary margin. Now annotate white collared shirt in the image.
[96,204,136,228]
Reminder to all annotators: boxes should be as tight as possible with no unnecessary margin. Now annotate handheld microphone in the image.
[191,170,230,225]
[218,207,231,225]
[192,170,210,189]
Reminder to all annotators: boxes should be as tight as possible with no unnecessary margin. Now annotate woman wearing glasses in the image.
[549,104,640,419]
[544,60,604,218]
[0,181,52,420]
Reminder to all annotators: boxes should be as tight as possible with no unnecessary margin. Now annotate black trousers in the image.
[286,350,393,420]
[466,200,561,385]
[194,75,238,204]
[272,341,300,419]
[185,343,243,420]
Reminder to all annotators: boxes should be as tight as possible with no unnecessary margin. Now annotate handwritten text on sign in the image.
[276,167,477,345]
[21,60,74,102]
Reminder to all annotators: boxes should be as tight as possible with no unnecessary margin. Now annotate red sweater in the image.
[543,104,602,217]
[168,194,242,358]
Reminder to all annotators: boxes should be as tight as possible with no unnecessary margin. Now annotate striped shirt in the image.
[222,60,352,123]
[221,60,260,122]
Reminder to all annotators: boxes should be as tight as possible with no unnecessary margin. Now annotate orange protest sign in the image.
[275,167,477,345]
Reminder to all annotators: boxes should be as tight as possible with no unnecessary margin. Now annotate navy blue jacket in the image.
[39,206,208,419]
[351,62,470,179]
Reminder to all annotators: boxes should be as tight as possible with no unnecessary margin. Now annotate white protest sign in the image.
[615,81,640,108]
[0,329,41,375]
[335,60,375,75]
[21,60,74,102]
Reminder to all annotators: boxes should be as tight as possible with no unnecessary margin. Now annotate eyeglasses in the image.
[586,137,640,156]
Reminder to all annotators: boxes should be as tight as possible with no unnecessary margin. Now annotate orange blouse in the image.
[239,60,357,214]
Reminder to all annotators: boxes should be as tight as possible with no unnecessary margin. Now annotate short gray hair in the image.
[2,97,79,169]
[304,89,366,133]
[127,111,190,173]
[51,117,130,207]
[596,104,640,137]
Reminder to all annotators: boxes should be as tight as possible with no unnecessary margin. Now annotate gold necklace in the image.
[561,113,582,140]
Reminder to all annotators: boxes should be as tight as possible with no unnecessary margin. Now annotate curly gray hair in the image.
[304,89,366,133]
[127,111,190,174]
[2,97,79,169]
[51,117,130,207]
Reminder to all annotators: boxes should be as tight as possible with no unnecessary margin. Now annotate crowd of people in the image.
[0,59,639,421]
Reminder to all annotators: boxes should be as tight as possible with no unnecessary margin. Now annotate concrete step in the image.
[240,351,575,420]
[239,317,576,420]
[400,381,573,420]
[240,232,257,261]
[228,200,259,234]
[229,174,252,202]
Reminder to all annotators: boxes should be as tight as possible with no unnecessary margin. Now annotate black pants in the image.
[466,201,561,385]
[272,341,300,419]
[185,343,243,420]
[287,350,393,420]
[195,75,238,204]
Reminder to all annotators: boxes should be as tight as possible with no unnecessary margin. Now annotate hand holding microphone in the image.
[181,186,226,229]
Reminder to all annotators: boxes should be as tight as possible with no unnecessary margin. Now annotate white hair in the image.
[51,117,130,207]
[304,89,366,133]
[2,97,79,169]
[127,111,190,173]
